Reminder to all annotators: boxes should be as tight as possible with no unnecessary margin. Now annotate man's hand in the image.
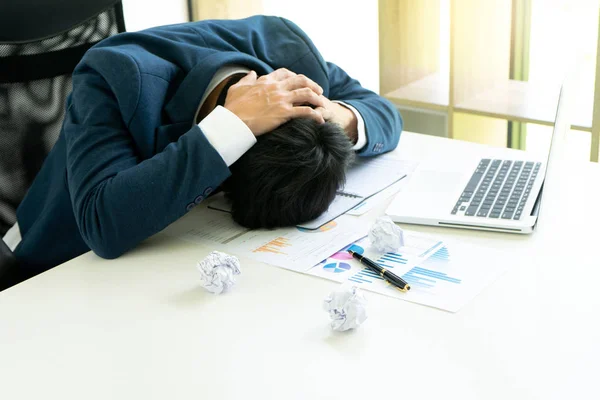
[315,97,359,145]
[224,69,327,136]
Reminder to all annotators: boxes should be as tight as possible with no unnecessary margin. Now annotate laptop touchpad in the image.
[407,169,466,195]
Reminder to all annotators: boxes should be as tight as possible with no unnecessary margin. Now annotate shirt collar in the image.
[194,65,251,123]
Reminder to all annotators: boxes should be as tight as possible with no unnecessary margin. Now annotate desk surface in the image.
[1,132,599,400]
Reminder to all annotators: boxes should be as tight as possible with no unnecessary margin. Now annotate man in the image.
[1,16,402,286]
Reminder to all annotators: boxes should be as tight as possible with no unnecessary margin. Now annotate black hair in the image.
[223,118,355,229]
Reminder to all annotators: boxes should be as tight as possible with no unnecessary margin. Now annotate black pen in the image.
[348,250,411,292]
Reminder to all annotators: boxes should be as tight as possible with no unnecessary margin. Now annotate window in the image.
[379,0,600,161]
[526,0,599,161]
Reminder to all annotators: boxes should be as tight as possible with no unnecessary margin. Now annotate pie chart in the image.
[323,262,352,273]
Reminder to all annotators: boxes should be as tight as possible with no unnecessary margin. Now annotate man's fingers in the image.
[314,106,331,120]
[290,106,325,124]
[266,68,297,81]
[290,88,327,108]
[282,75,323,95]
[235,70,257,85]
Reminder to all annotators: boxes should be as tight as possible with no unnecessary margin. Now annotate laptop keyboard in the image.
[451,159,541,220]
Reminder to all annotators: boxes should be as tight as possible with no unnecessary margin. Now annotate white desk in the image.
[1,132,599,400]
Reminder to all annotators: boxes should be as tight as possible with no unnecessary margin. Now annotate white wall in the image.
[120,0,380,92]
[262,0,380,93]
[121,0,188,32]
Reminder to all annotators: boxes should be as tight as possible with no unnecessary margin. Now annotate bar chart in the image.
[401,246,462,289]
[253,237,292,255]
[225,215,368,272]
[347,248,404,284]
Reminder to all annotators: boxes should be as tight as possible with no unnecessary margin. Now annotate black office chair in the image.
[0,0,126,289]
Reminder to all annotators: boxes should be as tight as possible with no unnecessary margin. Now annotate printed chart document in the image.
[162,206,368,272]
[307,231,508,312]
[163,206,504,311]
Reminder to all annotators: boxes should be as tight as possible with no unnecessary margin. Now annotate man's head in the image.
[223,118,354,229]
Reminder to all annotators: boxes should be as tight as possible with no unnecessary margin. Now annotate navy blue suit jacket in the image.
[14,16,402,275]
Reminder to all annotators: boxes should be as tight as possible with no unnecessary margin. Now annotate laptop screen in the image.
[531,82,573,221]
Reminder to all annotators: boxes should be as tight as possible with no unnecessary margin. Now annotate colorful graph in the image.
[401,266,462,288]
[330,252,353,261]
[347,243,452,287]
[297,220,338,233]
[401,246,461,288]
[320,243,364,275]
[346,245,408,284]
[348,253,396,284]
[377,252,408,268]
[322,262,352,273]
[327,243,364,260]
[253,237,292,255]
[348,267,384,284]
[428,245,449,261]
[418,241,443,258]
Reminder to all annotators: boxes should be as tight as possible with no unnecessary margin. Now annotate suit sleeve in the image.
[277,17,402,157]
[64,68,231,259]
[326,62,403,157]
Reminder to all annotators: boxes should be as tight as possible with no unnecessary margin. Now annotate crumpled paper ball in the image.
[196,251,241,294]
[323,285,368,331]
[369,216,405,253]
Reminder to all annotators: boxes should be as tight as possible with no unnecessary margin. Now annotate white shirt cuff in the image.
[198,106,257,166]
[2,222,21,252]
[334,101,367,150]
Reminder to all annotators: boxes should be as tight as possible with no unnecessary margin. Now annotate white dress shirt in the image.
[2,66,367,251]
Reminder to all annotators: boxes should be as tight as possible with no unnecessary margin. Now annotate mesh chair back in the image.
[0,3,125,235]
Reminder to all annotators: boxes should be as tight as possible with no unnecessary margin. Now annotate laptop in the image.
[386,83,572,234]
